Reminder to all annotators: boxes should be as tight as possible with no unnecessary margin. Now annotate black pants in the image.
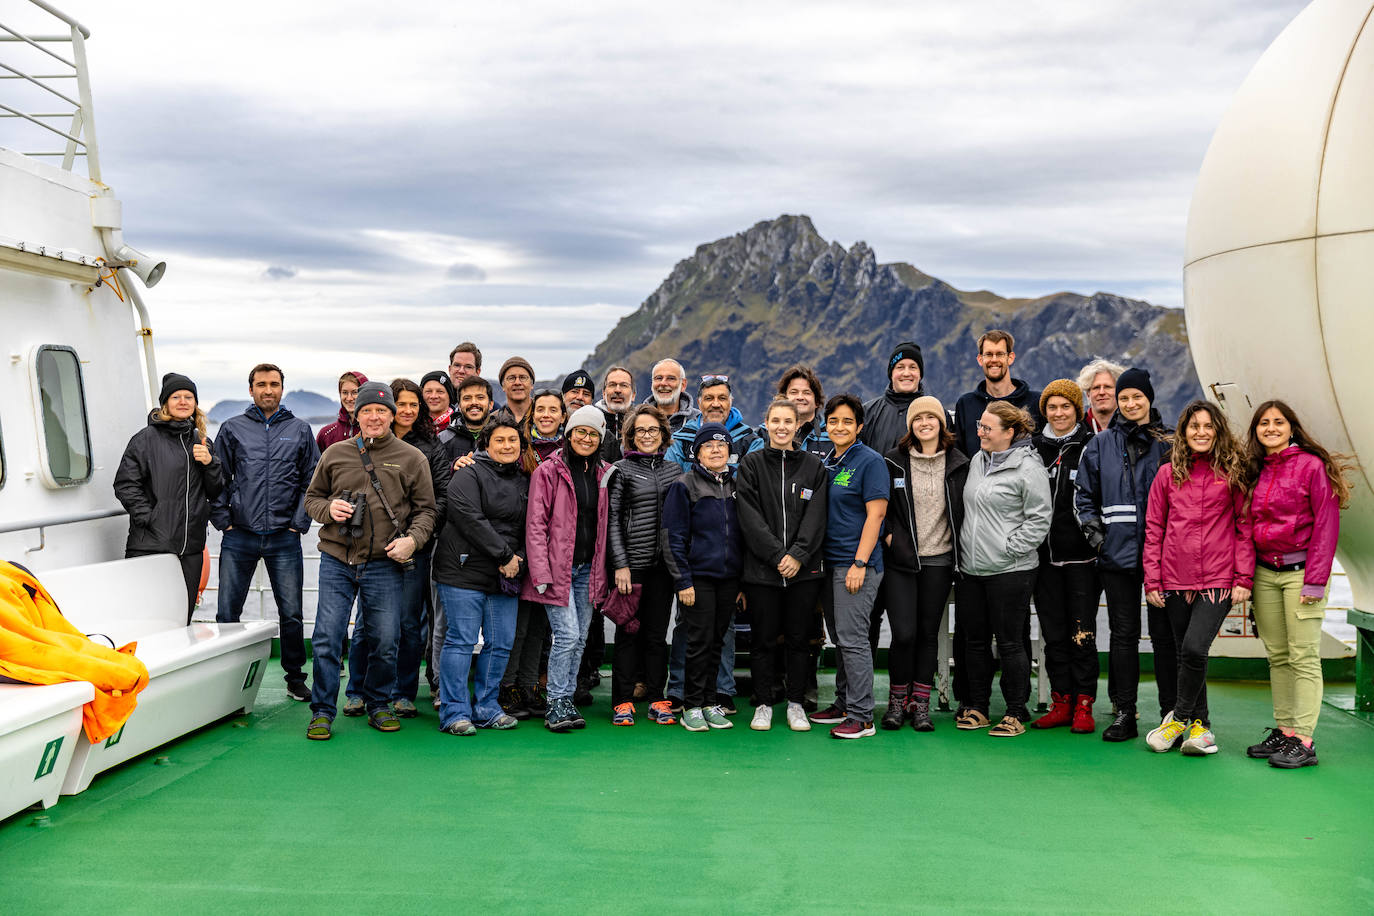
[956,570,1036,720]
[746,578,825,705]
[1033,562,1101,699]
[611,564,675,704]
[1101,567,1178,717]
[683,577,739,708]
[884,565,955,686]
[130,549,202,625]
[1164,589,1231,725]
[578,609,606,686]
[502,599,550,689]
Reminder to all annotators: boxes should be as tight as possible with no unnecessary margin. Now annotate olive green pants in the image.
[1250,566,1326,735]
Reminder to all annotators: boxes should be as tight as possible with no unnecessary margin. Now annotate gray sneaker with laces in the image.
[704,706,734,729]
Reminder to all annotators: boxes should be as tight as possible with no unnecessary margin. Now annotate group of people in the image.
[112,332,1347,767]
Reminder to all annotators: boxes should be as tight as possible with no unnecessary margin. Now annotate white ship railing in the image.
[0,1,100,179]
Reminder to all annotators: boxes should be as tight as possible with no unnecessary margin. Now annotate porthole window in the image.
[34,345,92,486]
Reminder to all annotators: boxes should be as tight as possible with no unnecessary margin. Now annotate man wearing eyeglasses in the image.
[644,358,700,433]
[952,329,1042,459]
[498,356,536,422]
[447,342,482,389]
[595,366,636,463]
[664,375,762,473]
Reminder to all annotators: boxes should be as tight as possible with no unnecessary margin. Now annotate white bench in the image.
[0,681,94,822]
[36,554,277,796]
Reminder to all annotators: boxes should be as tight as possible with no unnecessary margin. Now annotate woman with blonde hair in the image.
[114,372,223,623]
[1143,400,1253,756]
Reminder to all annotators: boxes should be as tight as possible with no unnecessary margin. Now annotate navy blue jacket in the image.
[662,464,742,589]
[952,378,1043,459]
[1073,409,1171,572]
[211,406,319,534]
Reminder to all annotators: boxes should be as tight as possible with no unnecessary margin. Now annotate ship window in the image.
[35,345,92,486]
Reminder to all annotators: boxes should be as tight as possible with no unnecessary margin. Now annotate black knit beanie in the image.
[887,341,924,379]
[159,372,197,405]
[1115,367,1155,404]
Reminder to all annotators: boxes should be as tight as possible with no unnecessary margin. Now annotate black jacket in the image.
[597,400,628,463]
[403,429,453,536]
[441,423,482,464]
[432,453,529,593]
[860,384,926,454]
[952,378,1043,458]
[114,411,225,557]
[1032,424,1096,564]
[882,445,970,575]
[735,446,829,587]
[607,452,683,571]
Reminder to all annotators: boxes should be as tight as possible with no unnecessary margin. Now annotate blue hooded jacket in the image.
[1073,409,1171,572]
[211,405,319,534]
[665,406,762,472]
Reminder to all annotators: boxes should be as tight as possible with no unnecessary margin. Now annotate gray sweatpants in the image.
[821,565,884,722]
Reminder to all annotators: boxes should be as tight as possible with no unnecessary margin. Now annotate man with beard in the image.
[444,375,494,464]
[952,330,1042,458]
[596,366,636,463]
[645,358,700,432]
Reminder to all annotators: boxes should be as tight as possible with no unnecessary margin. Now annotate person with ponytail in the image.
[114,372,223,623]
[1142,400,1253,757]
[1242,400,1347,768]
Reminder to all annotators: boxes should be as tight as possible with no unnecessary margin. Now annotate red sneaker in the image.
[829,717,876,739]
[809,704,846,725]
[1032,692,1073,729]
[1070,695,1096,734]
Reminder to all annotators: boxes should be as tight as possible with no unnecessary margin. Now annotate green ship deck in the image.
[3,672,1373,914]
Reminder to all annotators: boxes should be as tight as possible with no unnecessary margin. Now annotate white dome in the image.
[1184,0,1374,606]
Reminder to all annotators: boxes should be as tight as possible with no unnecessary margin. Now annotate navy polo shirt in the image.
[823,440,888,572]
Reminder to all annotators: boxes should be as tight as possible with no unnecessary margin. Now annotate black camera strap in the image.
[356,439,406,536]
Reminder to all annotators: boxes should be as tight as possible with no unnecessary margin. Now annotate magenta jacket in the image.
[1143,457,1254,593]
[522,451,613,607]
[1251,445,1340,599]
[314,370,369,453]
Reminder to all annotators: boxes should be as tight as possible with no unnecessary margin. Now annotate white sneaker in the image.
[1146,711,1188,752]
[751,705,773,731]
[1181,720,1219,756]
[786,702,811,732]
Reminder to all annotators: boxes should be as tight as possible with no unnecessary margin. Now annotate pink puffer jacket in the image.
[1250,446,1340,598]
[522,451,613,607]
[1143,457,1254,593]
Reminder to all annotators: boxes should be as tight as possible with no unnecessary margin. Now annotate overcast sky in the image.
[10,1,1308,404]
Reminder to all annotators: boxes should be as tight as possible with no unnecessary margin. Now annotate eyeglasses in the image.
[570,428,601,441]
[633,427,661,438]
[976,423,1002,435]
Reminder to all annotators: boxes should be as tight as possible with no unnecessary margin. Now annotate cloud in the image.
[262,265,297,280]
[444,262,486,282]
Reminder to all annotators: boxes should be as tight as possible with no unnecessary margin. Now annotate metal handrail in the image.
[0,1,98,178]
[0,506,125,535]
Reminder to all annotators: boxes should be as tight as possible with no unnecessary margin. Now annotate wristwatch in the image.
[852,557,868,569]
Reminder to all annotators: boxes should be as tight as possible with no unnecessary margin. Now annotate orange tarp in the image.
[0,561,149,742]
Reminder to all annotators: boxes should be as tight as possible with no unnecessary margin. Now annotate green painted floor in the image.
[3,674,1373,914]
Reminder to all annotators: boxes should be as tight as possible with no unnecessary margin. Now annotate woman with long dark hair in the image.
[1242,400,1347,767]
[1143,400,1253,757]
[881,396,967,731]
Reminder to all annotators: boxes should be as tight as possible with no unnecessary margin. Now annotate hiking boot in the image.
[480,712,519,730]
[499,683,524,717]
[989,715,1026,737]
[1032,692,1072,729]
[545,698,575,733]
[1247,727,1290,759]
[392,698,418,719]
[750,705,773,731]
[1146,712,1188,752]
[647,700,677,725]
[681,707,708,732]
[880,684,909,730]
[908,693,934,732]
[1070,695,1096,734]
[955,709,991,730]
[704,706,734,729]
[1268,737,1318,768]
[715,694,737,716]
[368,708,401,732]
[306,716,332,741]
[569,702,587,729]
[829,717,875,739]
[286,680,310,702]
[1181,720,1218,756]
[1102,709,1138,742]
[526,686,549,716]
[809,704,846,725]
[342,696,365,717]
[440,718,476,736]
[612,702,635,726]
[786,702,811,732]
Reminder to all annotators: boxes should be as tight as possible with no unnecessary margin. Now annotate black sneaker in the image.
[573,686,594,706]
[285,681,310,702]
[500,683,530,720]
[1246,727,1290,759]
[1102,709,1138,742]
[715,694,737,716]
[666,696,684,715]
[525,686,549,717]
[1269,737,1318,768]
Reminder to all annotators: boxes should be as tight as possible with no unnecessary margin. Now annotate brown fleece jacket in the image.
[305,432,437,565]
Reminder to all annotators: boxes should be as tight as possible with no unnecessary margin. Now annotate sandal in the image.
[955,709,991,730]
[306,716,332,741]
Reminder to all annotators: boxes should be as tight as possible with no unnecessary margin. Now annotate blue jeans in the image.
[216,527,306,684]
[544,564,593,702]
[346,544,431,703]
[310,552,404,718]
[436,585,517,726]
[666,609,737,701]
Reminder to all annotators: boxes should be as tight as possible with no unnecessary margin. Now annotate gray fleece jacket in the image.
[959,439,1053,576]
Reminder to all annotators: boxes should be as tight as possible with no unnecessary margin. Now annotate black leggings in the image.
[746,578,824,705]
[502,599,550,690]
[610,564,675,704]
[884,565,954,685]
[956,570,1036,720]
[1102,567,1177,717]
[1164,589,1231,725]
[1033,562,1101,698]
